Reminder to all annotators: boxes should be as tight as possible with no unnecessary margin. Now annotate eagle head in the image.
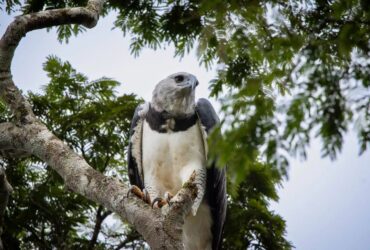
[151,72,199,117]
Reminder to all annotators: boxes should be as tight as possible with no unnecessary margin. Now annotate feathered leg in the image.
[184,168,206,216]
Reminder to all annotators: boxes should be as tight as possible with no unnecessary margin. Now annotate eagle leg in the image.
[152,192,174,208]
[127,185,151,204]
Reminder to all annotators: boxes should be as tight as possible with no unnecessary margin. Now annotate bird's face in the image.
[151,72,199,116]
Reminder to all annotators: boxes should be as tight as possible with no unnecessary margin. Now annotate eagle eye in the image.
[174,75,184,83]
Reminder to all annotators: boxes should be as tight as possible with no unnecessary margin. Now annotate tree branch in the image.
[0,120,198,248]
[0,0,104,123]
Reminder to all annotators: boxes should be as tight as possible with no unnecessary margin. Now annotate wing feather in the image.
[196,98,227,250]
[127,105,144,189]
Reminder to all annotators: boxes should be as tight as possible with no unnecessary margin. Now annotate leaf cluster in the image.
[205,0,370,185]
[223,176,292,250]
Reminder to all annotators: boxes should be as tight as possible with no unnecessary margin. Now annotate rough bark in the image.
[0,1,197,249]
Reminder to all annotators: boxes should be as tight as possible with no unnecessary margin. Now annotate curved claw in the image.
[127,185,149,204]
[151,197,163,208]
[127,185,140,198]
[142,188,151,204]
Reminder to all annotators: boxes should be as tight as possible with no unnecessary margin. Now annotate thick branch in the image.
[0,121,158,230]
[0,121,197,248]
[0,0,104,123]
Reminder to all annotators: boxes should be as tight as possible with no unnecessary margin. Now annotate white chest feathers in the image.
[142,120,206,195]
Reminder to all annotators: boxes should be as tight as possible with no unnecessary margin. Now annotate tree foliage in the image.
[1,0,370,249]
[1,56,144,249]
[3,0,367,182]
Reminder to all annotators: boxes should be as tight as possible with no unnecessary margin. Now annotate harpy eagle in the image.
[127,72,226,250]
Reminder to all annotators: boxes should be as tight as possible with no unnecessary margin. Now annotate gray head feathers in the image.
[151,72,199,117]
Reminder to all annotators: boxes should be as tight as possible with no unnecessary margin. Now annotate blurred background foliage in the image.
[1,0,370,249]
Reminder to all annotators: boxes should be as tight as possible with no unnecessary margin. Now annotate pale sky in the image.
[1,10,370,250]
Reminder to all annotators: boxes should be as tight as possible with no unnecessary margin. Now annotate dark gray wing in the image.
[127,105,144,189]
[196,98,227,250]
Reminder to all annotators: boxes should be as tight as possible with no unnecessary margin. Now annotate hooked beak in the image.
[190,76,199,90]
